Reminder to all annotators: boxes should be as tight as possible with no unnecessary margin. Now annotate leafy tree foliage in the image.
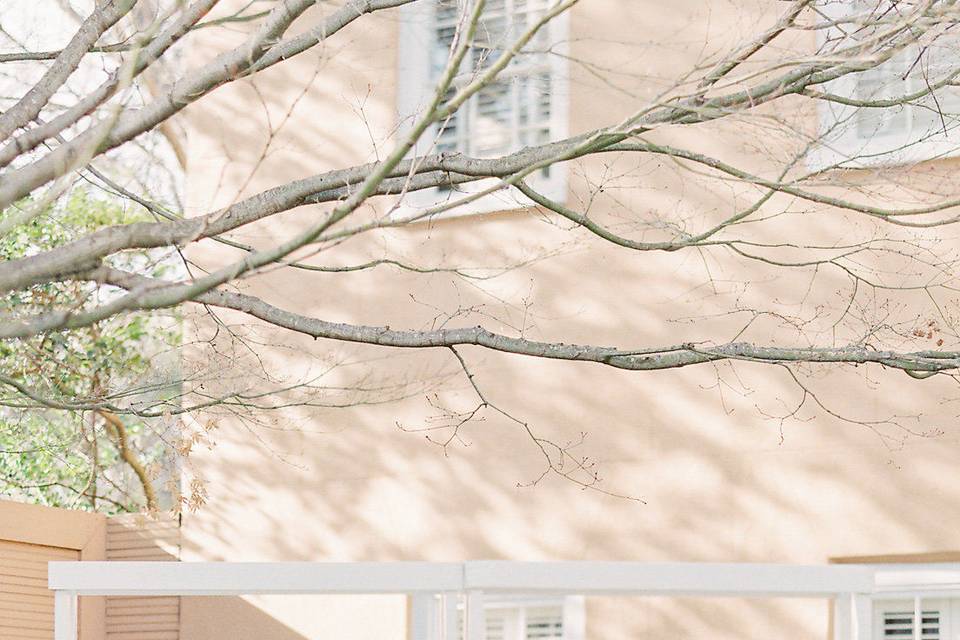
[0,191,177,512]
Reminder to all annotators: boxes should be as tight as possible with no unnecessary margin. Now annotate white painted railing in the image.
[47,561,960,640]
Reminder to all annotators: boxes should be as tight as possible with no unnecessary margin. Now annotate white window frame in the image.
[468,594,585,640]
[395,0,570,217]
[809,0,960,170]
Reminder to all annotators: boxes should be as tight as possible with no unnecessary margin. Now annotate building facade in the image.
[175,1,960,639]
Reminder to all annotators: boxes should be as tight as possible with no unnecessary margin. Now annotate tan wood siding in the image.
[0,499,105,638]
[105,514,181,640]
[0,499,182,640]
[0,540,79,640]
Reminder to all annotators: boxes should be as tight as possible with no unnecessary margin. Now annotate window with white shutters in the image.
[874,599,954,640]
[811,1,960,168]
[522,606,564,640]
[397,0,569,214]
[881,608,941,640]
[454,597,581,640]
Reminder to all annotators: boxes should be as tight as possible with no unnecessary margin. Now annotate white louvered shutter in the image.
[880,607,942,640]
[398,0,566,210]
[851,49,911,141]
[484,608,511,640]
[433,0,556,160]
[851,42,960,146]
[523,606,564,640]
[457,603,565,640]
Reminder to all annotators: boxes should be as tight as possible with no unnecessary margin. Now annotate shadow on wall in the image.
[180,594,407,640]
[180,597,308,640]
[176,205,960,640]
[178,157,960,639]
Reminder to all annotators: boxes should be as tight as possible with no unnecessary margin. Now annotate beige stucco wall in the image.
[178,2,960,639]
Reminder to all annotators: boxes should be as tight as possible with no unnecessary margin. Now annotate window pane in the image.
[473,80,513,156]
[907,38,960,138]
[437,86,463,154]
[853,52,911,139]
[417,0,565,203]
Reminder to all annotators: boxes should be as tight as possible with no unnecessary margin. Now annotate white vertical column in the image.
[464,590,486,640]
[835,594,853,640]
[410,593,436,640]
[442,592,460,640]
[54,590,78,640]
[853,594,873,640]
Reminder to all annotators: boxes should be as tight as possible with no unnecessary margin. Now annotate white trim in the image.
[48,561,464,595]
[872,565,960,593]
[396,1,433,145]
[394,0,569,217]
[465,590,487,640]
[443,592,460,640]
[856,593,874,640]
[53,591,77,640]
[411,592,436,640]
[50,560,874,597]
[561,595,586,640]
[837,593,855,640]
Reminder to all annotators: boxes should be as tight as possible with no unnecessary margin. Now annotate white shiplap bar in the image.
[54,560,960,640]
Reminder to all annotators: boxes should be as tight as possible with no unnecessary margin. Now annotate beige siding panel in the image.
[105,514,181,640]
[105,547,178,560]
[0,539,80,639]
[108,519,180,535]
[0,501,181,639]
[1,578,48,594]
[0,614,53,632]
[0,546,77,562]
[1,564,49,580]
[0,627,53,640]
[0,593,53,608]
[4,589,49,604]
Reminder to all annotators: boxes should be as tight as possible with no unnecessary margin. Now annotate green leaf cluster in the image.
[0,191,179,513]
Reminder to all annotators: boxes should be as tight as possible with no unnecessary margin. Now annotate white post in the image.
[409,593,435,640]
[464,590,486,640]
[441,592,460,640]
[834,594,853,640]
[53,590,78,640]
[853,594,872,640]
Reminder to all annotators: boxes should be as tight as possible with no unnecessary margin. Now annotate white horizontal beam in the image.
[465,562,876,597]
[49,561,883,597]
[49,562,464,596]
